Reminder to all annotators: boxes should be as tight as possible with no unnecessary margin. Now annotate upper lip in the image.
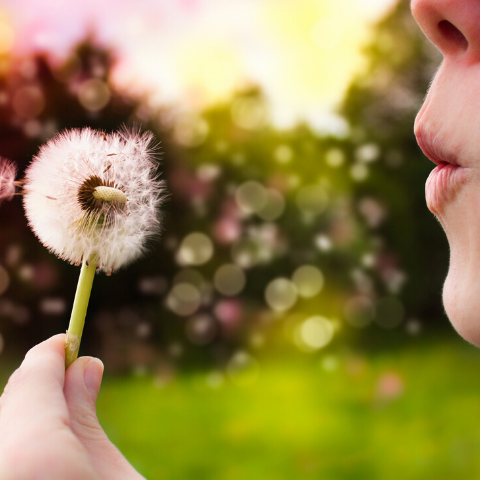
[415,128,459,167]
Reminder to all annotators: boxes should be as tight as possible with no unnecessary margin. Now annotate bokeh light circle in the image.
[257,188,286,221]
[205,371,224,388]
[321,355,339,372]
[273,144,293,164]
[13,86,45,119]
[235,181,267,214]
[0,299,30,325]
[325,148,345,168]
[358,197,386,228]
[177,232,214,266]
[173,115,209,147]
[292,265,324,298]
[78,79,111,112]
[350,163,369,181]
[231,238,263,269]
[166,282,201,316]
[315,234,332,252]
[231,97,267,130]
[295,315,334,352]
[265,277,297,312]
[173,268,205,288]
[355,143,380,163]
[214,264,246,296]
[406,319,422,336]
[39,298,67,315]
[185,314,217,345]
[344,295,374,328]
[197,163,221,182]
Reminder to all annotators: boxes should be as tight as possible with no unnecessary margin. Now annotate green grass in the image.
[3,334,480,479]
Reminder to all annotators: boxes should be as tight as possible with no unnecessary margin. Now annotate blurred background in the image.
[1,0,480,478]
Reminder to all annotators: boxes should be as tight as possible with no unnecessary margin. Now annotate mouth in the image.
[416,129,459,167]
[415,129,466,214]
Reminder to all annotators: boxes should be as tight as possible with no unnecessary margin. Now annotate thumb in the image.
[64,357,105,442]
[64,357,145,480]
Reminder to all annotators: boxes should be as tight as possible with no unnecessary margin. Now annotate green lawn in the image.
[3,334,480,479]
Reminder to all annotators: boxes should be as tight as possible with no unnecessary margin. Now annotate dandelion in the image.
[23,127,165,367]
[0,158,18,204]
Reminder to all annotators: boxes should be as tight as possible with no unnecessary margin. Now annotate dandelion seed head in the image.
[0,157,17,204]
[23,127,165,273]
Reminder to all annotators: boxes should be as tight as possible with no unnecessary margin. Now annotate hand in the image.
[0,334,144,480]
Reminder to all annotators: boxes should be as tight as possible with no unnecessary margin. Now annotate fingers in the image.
[0,337,104,480]
[0,334,69,445]
[64,357,145,480]
[0,337,143,479]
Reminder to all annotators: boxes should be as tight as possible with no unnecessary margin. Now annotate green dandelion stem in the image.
[65,258,97,369]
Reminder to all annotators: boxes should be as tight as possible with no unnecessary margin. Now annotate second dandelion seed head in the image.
[0,157,18,204]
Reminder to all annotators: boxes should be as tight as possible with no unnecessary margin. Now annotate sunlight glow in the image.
[2,0,397,129]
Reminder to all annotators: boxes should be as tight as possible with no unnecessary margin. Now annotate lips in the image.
[416,130,466,213]
[416,129,458,166]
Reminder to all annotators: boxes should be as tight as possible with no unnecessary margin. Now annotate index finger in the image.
[0,334,70,445]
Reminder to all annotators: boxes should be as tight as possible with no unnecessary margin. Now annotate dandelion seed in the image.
[0,158,17,204]
[23,127,165,273]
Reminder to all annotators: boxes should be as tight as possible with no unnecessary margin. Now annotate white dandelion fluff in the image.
[0,157,17,204]
[23,127,165,274]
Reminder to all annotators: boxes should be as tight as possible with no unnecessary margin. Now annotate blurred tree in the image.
[0,1,450,373]
[339,0,447,324]
[0,38,151,363]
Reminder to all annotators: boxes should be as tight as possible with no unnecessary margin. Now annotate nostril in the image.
[438,20,468,50]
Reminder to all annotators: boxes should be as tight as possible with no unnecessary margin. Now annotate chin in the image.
[443,270,480,347]
[431,181,480,347]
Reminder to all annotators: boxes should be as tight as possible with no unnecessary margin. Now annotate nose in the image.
[411,0,480,57]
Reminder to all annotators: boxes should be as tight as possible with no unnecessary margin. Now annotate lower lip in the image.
[425,162,466,212]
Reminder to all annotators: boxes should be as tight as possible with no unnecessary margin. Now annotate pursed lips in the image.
[415,128,460,167]
[415,127,466,214]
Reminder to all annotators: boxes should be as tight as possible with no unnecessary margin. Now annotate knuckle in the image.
[1,367,24,399]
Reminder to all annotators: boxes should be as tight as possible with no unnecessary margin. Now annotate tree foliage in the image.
[0,3,451,371]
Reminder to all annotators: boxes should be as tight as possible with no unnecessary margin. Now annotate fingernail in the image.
[84,357,104,402]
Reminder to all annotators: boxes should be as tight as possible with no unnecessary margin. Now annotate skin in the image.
[412,0,480,345]
[0,335,145,480]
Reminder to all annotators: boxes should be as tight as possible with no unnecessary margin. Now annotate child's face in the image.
[412,0,480,344]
